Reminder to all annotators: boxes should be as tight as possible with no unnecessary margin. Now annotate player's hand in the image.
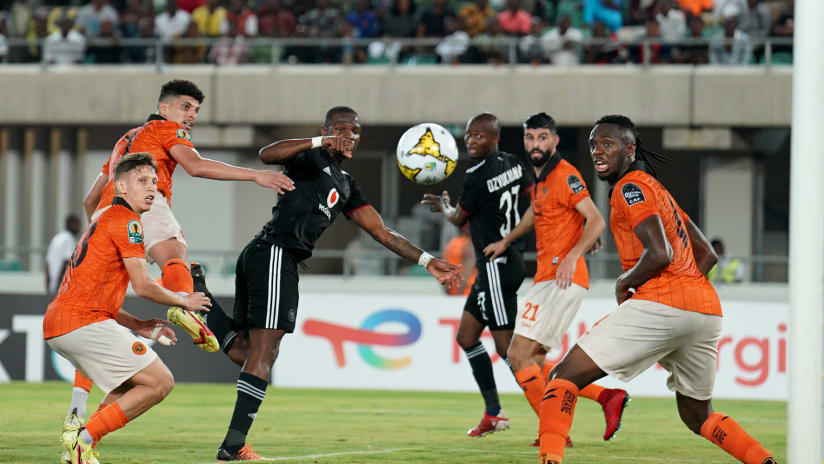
[588,237,604,255]
[426,258,464,289]
[556,254,578,289]
[135,319,177,346]
[421,191,451,213]
[181,292,211,313]
[322,136,355,159]
[255,170,295,194]
[483,239,508,261]
[615,274,634,304]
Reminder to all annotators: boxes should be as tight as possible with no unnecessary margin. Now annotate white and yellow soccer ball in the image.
[396,123,459,185]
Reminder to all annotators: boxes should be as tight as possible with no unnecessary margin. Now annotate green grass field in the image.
[0,382,785,463]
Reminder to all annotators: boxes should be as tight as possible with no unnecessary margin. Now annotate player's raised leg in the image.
[190,262,248,364]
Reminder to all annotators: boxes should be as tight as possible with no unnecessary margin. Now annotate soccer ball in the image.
[396,123,459,185]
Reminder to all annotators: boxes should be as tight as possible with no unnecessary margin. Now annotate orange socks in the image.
[539,378,579,463]
[84,403,128,443]
[514,365,545,416]
[700,412,774,464]
[542,362,554,383]
[161,258,193,294]
[579,383,606,402]
[73,372,93,392]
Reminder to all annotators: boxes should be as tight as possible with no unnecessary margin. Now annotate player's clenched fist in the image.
[322,136,355,158]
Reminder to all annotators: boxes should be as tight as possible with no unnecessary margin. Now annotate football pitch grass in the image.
[0,382,786,463]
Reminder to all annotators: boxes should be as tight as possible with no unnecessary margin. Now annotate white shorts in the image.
[514,281,587,352]
[578,299,722,400]
[47,319,158,395]
[92,193,187,258]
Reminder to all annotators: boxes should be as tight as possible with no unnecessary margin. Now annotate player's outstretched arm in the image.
[115,309,178,346]
[259,136,354,164]
[349,205,464,288]
[615,215,673,304]
[483,205,535,260]
[421,190,469,227]
[83,173,108,222]
[685,218,718,276]
[123,257,211,312]
[556,198,606,289]
[170,144,295,194]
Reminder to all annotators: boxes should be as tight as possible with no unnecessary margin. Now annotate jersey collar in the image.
[535,152,562,183]
[147,114,167,122]
[607,159,648,196]
[111,196,136,213]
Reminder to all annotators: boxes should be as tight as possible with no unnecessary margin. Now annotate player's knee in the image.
[155,370,175,402]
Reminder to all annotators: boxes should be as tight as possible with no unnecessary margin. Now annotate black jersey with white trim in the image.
[457,151,533,266]
[256,148,369,261]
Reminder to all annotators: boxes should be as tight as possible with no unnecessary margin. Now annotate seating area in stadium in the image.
[0,0,794,65]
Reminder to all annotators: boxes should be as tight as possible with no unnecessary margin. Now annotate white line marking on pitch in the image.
[200,447,415,462]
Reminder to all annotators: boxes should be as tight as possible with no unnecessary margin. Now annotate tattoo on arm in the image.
[382,228,423,262]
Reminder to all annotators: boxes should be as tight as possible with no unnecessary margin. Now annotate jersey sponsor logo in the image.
[621,183,645,206]
[327,188,339,208]
[127,220,143,244]
[318,203,332,220]
[132,341,147,355]
[567,174,585,194]
[176,128,191,141]
[486,164,523,193]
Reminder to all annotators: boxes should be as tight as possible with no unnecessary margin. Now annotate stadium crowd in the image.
[0,0,795,65]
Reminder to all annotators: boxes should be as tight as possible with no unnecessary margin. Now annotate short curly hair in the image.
[158,80,205,104]
[113,152,157,181]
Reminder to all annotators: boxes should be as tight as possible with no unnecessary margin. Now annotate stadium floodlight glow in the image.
[787,0,824,462]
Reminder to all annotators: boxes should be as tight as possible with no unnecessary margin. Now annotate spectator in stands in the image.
[0,11,7,63]
[583,0,622,32]
[45,214,81,297]
[710,4,753,65]
[173,19,207,62]
[381,0,417,38]
[155,0,191,43]
[23,7,49,62]
[44,13,85,64]
[75,0,119,38]
[435,14,469,63]
[498,0,532,36]
[225,0,258,37]
[346,0,379,38]
[708,238,744,283]
[738,0,770,38]
[518,17,545,64]
[541,14,582,66]
[192,0,227,36]
[473,17,508,64]
[627,0,656,26]
[656,0,686,42]
[632,16,667,63]
[87,18,121,63]
[209,18,248,64]
[126,16,156,62]
[584,19,619,63]
[676,0,711,17]
[672,14,708,63]
[292,0,339,63]
[417,0,456,37]
[258,0,295,37]
[459,0,495,37]
[120,0,151,38]
[770,0,793,57]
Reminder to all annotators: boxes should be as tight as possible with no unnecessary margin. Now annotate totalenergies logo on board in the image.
[303,309,421,369]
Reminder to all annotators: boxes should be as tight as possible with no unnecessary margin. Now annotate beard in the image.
[529,149,553,168]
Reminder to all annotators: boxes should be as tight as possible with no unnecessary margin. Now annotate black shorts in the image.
[464,253,525,330]
[233,239,300,333]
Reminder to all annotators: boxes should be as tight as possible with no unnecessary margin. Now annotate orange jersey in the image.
[96,115,194,211]
[443,235,477,295]
[43,198,146,339]
[610,169,721,316]
[531,158,590,288]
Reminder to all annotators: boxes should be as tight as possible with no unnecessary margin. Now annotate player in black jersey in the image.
[201,106,463,461]
[422,113,533,438]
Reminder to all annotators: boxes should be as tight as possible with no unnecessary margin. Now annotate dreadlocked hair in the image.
[595,114,671,179]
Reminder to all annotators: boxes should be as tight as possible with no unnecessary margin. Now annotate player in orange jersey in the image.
[46,153,210,464]
[537,115,778,464]
[484,113,628,447]
[67,80,293,431]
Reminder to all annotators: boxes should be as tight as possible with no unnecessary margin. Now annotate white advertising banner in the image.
[275,294,788,400]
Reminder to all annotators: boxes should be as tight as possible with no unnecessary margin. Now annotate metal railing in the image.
[0,36,795,69]
[0,246,790,282]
